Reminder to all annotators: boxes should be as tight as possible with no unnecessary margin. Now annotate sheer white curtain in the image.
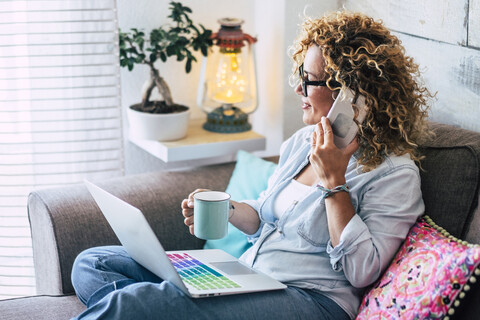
[0,0,124,299]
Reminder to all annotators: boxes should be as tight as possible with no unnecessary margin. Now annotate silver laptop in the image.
[84,180,286,298]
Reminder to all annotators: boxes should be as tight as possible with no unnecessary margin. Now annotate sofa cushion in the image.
[356,216,480,320]
[0,294,85,320]
[419,122,480,242]
[203,150,278,258]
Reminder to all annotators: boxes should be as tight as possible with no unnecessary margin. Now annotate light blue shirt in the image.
[239,125,425,319]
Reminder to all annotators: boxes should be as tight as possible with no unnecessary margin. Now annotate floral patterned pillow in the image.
[356,216,480,320]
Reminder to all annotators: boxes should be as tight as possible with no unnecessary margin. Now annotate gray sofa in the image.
[0,122,479,320]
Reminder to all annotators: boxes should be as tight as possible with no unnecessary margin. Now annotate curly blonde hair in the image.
[291,11,433,171]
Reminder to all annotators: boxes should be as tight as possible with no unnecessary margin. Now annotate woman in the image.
[71,11,432,319]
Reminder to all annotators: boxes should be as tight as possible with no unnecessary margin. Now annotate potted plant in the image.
[119,1,212,141]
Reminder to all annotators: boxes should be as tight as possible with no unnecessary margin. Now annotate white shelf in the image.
[129,118,266,163]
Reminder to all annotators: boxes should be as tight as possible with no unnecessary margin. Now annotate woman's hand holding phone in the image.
[326,88,366,149]
[310,117,358,189]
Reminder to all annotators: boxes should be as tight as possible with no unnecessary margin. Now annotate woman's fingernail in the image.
[188,201,193,206]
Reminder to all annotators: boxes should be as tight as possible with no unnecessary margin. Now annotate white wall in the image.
[282,0,341,139]
[251,0,285,157]
[117,0,323,174]
[117,0,256,121]
[117,0,259,173]
[118,0,480,174]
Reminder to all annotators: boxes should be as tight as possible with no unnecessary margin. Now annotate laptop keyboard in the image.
[167,253,241,291]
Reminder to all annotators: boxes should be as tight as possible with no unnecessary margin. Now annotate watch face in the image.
[331,112,353,138]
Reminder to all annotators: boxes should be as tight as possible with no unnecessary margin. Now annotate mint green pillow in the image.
[203,150,277,258]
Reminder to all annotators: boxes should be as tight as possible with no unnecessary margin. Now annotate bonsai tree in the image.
[119,1,213,113]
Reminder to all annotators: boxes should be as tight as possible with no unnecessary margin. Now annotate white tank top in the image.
[273,179,312,219]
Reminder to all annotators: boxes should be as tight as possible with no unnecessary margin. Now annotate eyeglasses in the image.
[298,63,338,97]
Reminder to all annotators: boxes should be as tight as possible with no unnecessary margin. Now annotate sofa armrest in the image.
[28,161,236,295]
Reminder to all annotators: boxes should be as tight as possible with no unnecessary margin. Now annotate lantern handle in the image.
[242,34,257,45]
[210,32,257,47]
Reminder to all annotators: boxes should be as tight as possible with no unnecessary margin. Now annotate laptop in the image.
[84,180,287,298]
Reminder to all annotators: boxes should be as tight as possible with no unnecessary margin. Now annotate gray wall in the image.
[343,0,480,132]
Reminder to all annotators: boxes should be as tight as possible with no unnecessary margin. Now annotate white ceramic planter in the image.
[127,106,190,141]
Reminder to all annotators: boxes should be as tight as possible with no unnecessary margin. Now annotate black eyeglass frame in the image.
[298,63,338,97]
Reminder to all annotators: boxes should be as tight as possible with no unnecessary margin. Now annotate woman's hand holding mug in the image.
[181,189,210,236]
[182,189,231,240]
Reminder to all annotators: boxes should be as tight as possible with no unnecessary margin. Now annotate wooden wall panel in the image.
[470,0,480,48]
[396,32,480,132]
[344,0,468,46]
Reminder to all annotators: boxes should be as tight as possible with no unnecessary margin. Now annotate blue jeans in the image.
[71,246,350,320]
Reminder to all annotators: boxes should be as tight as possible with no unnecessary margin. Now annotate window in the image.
[0,0,123,299]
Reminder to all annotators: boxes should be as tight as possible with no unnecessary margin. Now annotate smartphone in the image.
[326,88,367,149]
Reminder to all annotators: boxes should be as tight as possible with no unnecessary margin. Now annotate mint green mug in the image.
[193,191,230,240]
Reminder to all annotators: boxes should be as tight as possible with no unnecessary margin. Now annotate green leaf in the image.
[127,58,134,71]
[150,53,157,63]
[133,29,144,37]
[135,37,145,51]
[150,28,165,45]
[201,45,208,56]
[177,36,188,45]
[190,24,200,35]
[170,27,183,35]
[204,29,212,38]
[119,1,214,74]
[135,54,145,63]
[159,51,167,62]
[166,45,176,56]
